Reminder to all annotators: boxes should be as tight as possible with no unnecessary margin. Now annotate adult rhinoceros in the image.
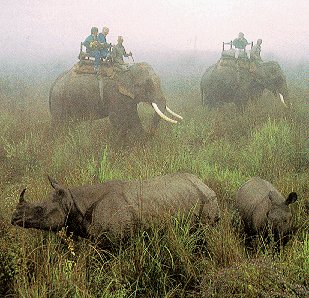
[49,62,182,138]
[11,173,220,239]
[200,58,289,109]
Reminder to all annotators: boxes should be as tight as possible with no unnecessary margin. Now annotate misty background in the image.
[0,0,308,99]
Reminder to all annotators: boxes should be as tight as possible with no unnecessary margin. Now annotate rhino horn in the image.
[19,188,27,203]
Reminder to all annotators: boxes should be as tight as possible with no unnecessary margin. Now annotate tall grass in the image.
[0,72,308,297]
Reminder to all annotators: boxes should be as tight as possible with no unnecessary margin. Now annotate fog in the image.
[1,0,309,65]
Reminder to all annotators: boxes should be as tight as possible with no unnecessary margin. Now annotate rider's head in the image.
[91,27,98,36]
[238,32,244,38]
[102,27,109,36]
[257,39,262,45]
[117,36,124,44]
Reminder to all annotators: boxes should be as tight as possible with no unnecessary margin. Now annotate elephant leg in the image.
[207,100,218,110]
[204,96,220,110]
[235,98,248,113]
[147,113,160,137]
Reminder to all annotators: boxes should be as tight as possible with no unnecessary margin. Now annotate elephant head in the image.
[116,63,183,129]
[254,61,289,107]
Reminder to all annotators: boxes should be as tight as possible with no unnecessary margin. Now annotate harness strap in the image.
[97,75,104,103]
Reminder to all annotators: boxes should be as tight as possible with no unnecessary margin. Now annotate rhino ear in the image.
[48,176,66,198]
[19,188,27,203]
[285,192,297,205]
[48,176,59,188]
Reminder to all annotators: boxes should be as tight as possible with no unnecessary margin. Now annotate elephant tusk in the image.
[279,93,287,108]
[151,103,178,124]
[166,106,183,120]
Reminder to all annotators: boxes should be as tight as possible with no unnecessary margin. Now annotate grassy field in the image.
[0,59,308,297]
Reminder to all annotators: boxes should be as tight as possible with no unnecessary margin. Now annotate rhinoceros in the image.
[11,173,220,239]
[236,177,297,238]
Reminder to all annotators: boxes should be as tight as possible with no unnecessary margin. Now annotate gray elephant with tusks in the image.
[201,59,290,109]
[49,62,183,139]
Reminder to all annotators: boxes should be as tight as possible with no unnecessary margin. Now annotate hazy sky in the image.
[1,0,309,61]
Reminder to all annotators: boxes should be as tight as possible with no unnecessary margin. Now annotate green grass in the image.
[0,72,308,297]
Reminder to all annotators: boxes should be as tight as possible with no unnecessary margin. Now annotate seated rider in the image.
[111,36,132,70]
[83,27,101,71]
[233,32,250,58]
[98,27,111,60]
[251,39,263,62]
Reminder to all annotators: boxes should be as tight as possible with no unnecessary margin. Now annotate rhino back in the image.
[74,173,218,237]
[123,173,216,221]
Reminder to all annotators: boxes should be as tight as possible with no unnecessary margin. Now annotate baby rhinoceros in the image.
[236,177,297,239]
[11,173,220,239]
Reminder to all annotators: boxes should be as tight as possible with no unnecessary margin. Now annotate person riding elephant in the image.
[200,59,289,109]
[111,36,132,71]
[49,62,183,141]
[98,26,111,60]
[83,27,101,70]
[233,32,250,58]
[251,39,263,62]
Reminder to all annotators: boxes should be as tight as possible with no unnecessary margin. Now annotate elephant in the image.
[49,62,183,139]
[200,58,289,109]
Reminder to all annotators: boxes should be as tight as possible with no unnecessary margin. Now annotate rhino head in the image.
[266,191,298,235]
[11,177,74,231]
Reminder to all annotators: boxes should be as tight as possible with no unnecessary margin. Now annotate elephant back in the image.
[49,67,106,121]
[216,57,253,71]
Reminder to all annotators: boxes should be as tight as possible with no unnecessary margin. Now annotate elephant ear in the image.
[253,63,268,85]
[118,84,135,99]
[132,63,151,86]
[116,71,135,99]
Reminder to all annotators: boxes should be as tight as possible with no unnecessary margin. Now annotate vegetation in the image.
[0,57,308,297]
